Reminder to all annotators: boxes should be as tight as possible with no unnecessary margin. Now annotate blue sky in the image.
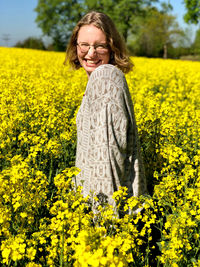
[0,0,199,47]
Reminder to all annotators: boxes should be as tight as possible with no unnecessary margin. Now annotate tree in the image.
[192,28,200,54]
[34,0,84,51]
[128,7,184,58]
[34,0,158,51]
[14,37,46,50]
[84,0,158,42]
[183,0,200,24]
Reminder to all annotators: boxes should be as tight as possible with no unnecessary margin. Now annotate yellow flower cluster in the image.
[0,47,199,266]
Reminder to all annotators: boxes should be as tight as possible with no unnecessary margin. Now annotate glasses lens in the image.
[79,44,89,53]
[96,47,107,54]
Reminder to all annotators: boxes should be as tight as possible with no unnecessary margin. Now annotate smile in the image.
[85,59,101,66]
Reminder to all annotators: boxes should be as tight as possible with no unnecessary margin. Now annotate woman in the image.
[65,11,147,207]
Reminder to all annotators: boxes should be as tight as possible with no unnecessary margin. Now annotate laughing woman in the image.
[65,11,147,209]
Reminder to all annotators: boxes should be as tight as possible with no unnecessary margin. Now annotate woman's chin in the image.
[83,61,103,75]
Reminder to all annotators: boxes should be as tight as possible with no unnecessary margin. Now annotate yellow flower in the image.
[20,212,28,218]
[2,248,11,264]
[27,247,37,260]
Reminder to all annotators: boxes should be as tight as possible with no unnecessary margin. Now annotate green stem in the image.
[48,155,53,184]
[60,223,65,267]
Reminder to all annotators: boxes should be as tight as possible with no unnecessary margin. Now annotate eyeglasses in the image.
[77,42,109,54]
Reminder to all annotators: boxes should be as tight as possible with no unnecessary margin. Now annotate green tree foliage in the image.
[183,0,200,24]
[34,0,158,51]
[14,37,46,50]
[128,7,184,58]
[84,0,158,41]
[192,28,200,54]
[34,0,84,51]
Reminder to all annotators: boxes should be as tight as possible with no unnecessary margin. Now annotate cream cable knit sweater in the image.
[75,64,147,206]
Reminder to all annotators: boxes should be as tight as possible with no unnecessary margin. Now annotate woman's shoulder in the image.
[92,64,122,74]
[89,64,124,79]
[89,64,126,86]
[86,64,129,104]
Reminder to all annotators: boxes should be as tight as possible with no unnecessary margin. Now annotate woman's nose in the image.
[87,46,97,56]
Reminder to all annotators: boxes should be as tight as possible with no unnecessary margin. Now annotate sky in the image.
[0,0,199,47]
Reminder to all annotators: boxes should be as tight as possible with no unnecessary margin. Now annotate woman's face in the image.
[77,24,110,76]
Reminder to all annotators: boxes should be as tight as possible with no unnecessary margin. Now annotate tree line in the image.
[15,0,200,59]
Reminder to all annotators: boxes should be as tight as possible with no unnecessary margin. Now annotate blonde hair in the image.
[65,11,133,73]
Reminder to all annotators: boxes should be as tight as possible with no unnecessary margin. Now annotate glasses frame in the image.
[77,42,109,54]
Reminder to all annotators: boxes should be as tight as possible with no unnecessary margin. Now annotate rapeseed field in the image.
[0,47,200,266]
